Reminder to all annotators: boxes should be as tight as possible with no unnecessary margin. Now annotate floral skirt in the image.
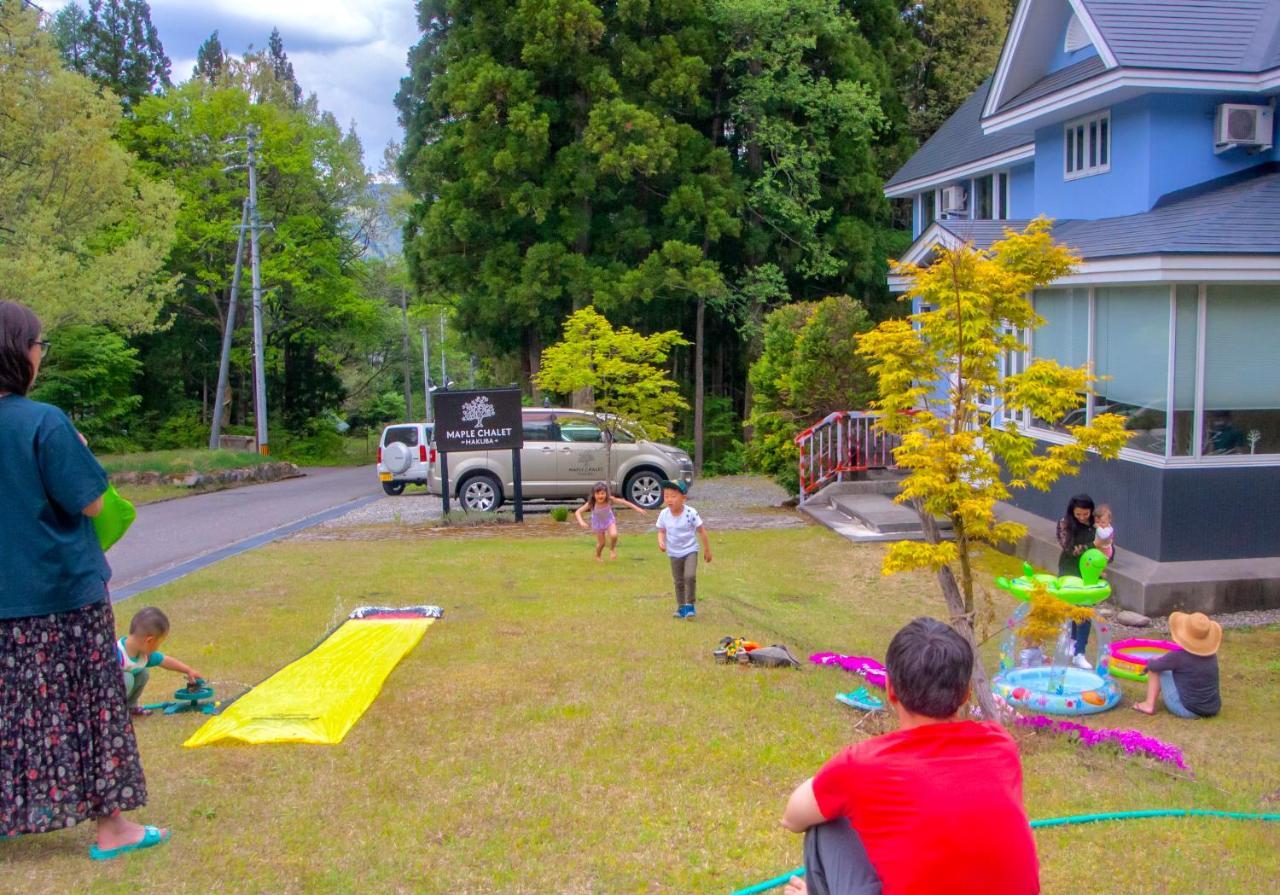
[1,598,147,837]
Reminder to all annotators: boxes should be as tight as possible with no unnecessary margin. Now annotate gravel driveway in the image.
[316,474,803,531]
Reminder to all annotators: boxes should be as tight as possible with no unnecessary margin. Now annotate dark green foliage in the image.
[31,325,142,444]
[267,28,302,107]
[747,294,875,488]
[193,31,226,84]
[52,0,171,111]
[395,0,925,466]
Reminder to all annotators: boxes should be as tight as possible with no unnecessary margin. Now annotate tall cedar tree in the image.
[193,30,227,84]
[267,28,303,107]
[396,0,915,467]
[52,0,171,111]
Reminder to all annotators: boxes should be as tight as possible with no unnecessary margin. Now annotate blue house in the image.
[884,0,1280,613]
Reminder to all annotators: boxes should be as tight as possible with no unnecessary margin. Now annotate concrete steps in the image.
[799,477,952,543]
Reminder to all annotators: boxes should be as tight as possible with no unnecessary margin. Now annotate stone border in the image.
[110,461,302,489]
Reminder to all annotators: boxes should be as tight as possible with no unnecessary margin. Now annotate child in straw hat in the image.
[1133,612,1222,719]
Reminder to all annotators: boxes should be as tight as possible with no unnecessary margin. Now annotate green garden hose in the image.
[728,809,1280,895]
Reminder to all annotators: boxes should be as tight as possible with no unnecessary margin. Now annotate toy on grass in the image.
[1105,638,1181,682]
[184,605,442,747]
[141,679,220,716]
[714,637,761,662]
[994,548,1111,606]
[991,552,1120,716]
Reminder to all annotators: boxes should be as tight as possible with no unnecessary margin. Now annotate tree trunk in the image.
[915,502,1002,722]
[694,293,705,474]
[526,328,543,402]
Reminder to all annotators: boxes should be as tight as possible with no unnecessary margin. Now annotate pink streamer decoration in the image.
[809,653,888,689]
[1014,713,1191,773]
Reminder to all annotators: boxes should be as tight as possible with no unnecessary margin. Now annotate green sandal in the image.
[89,825,170,861]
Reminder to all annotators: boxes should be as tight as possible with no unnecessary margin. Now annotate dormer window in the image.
[1064,110,1110,180]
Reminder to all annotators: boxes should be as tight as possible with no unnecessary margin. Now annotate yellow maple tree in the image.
[856,219,1130,718]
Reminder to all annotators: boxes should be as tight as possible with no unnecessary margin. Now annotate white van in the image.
[376,423,435,495]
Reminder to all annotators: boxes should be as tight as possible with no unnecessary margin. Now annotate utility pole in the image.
[209,200,249,450]
[247,125,269,455]
[421,326,432,422]
[439,309,447,388]
[399,288,413,420]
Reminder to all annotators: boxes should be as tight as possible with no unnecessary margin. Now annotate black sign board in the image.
[432,388,524,453]
[431,388,525,522]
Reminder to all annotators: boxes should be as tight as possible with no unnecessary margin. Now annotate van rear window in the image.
[384,427,418,447]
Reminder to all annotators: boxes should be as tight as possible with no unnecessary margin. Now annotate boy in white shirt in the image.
[655,480,712,619]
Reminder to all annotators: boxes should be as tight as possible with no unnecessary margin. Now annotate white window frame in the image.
[1063,110,1111,180]
[1018,282,1280,469]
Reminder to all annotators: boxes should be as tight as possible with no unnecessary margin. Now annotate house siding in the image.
[1007,456,1280,562]
[1009,163,1037,218]
[1034,97,1152,219]
[1145,94,1280,206]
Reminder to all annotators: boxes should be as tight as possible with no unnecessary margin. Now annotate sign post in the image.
[431,388,525,521]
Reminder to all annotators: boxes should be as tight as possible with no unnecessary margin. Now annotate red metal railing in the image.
[794,411,901,503]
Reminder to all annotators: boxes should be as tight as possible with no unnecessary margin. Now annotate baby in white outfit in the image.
[1093,504,1115,560]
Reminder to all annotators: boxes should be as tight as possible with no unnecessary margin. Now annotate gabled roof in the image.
[984,0,1280,132]
[997,55,1107,114]
[884,80,1033,195]
[905,165,1280,265]
[1080,0,1280,73]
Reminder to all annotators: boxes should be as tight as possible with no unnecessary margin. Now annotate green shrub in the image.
[550,506,570,522]
[746,295,875,493]
[148,406,207,450]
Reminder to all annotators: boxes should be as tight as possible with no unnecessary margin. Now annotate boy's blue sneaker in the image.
[685,604,697,620]
[673,605,688,618]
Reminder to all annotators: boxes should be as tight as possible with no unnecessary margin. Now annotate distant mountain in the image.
[361,180,405,260]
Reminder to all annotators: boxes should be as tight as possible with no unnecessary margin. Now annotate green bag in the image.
[93,485,137,552]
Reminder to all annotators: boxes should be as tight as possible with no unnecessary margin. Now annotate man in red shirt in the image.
[780,617,1039,895]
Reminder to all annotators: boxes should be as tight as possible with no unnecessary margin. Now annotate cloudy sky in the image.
[46,1,421,168]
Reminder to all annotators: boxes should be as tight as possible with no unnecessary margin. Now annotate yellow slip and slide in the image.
[184,606,442,747]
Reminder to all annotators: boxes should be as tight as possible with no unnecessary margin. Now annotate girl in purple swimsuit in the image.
[575,481,649,560]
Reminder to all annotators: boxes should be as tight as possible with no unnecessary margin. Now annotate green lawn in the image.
[3,527,1277,893]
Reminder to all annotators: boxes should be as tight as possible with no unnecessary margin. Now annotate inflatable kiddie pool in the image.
[992,665,1121,716]
[1105,638,1181,683]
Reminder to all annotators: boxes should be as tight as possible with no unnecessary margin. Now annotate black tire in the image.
[382,481,406,496]
[624,468,665,509]
[458,473,503,512]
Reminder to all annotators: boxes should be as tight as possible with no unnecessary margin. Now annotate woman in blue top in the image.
[0,302,169,860]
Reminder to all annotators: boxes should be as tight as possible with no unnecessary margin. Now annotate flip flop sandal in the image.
[835,687,885,712]
[130,708,153,717]
[89,825,171,861]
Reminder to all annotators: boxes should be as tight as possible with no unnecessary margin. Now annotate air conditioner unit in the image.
[1214,103,1274,153]
[941,184,968,214]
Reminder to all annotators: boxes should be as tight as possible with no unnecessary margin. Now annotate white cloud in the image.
[43,0,420,165]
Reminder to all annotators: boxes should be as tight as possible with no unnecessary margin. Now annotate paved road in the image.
[109,466,379,599]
